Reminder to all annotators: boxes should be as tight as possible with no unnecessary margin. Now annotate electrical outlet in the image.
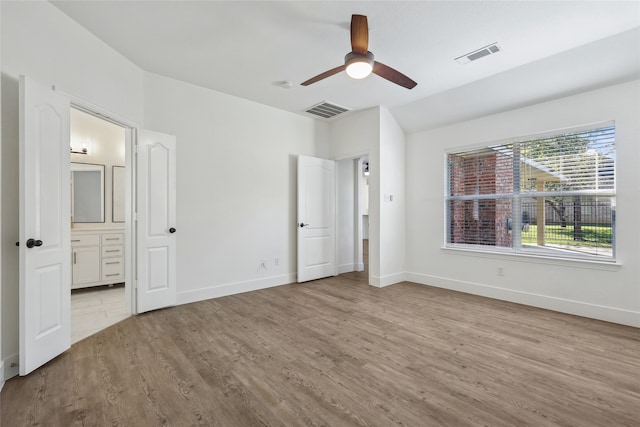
[274,257,280,266]
[497,266,504,276]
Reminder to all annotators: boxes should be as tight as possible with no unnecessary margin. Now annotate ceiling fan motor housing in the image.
[344,51,375,79]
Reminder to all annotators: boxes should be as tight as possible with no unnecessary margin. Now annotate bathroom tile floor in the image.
[71,283,128,344]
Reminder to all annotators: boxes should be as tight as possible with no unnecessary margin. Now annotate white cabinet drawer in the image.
[71,234,100,247]
[102,245,124,258]
[102,257,124,281]
[102,233,124,245]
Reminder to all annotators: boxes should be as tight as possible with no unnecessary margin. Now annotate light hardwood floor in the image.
[71,284,128,344]
[2,272,639,426]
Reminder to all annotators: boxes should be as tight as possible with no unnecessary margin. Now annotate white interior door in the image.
[19,75,71,375]
[137,129,177,313]
[297,155,336,282]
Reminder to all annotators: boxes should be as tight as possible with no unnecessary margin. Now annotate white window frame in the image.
[444,122,616,263]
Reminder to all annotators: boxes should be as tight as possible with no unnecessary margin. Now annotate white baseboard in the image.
[356,262,364,272]
[406,272,640,328]
[338,263,356,274]
[370,272,406,288]
[2,353,19,383]
[176,273,296,305]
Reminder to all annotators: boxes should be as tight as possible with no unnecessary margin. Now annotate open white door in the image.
[19,76,71,375]
[297,155,336,282]
[137,129,177,313]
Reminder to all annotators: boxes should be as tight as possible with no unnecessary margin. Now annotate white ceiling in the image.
[51,1,640,133]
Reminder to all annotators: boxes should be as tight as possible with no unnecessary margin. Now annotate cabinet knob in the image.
[169,227,176,234]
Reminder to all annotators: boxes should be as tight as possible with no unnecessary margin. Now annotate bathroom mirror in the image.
[71,162,105,223]
[112,166,125,223]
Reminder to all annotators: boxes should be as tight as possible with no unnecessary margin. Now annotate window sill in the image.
[441,245,621,271]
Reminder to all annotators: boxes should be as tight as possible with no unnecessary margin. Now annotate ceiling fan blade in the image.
[301,65,346,86]
[373,61,417,89]
[351,14,369,54]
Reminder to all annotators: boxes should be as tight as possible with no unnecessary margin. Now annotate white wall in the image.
[143,72,329,303]
[379,108,406,284]
[330,108,380,282]
[337,159,356,273]
[405,80,640,327]
[328,107,407,287]
[1,2,144,124]
[1,1,144,378]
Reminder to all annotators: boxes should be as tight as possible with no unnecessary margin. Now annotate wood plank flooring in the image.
[2,274,639,426]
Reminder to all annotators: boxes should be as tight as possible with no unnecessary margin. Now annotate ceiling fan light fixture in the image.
[346,62,373,79]
[345,52,374,79]
[301,15,416,89]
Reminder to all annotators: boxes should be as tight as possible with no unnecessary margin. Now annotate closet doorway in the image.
[359,157,369,277]
[69,107,129,343]
[336,155,370,281]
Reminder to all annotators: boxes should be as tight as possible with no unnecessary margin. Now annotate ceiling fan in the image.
[301,14,417,89]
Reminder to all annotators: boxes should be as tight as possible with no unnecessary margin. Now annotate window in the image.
[445,124,615,261]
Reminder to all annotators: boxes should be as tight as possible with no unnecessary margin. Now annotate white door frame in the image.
[55,87,139,315]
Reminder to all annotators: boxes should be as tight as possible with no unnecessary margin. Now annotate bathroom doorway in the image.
[69,107,129,343]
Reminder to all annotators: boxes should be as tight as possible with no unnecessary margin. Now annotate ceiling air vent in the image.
[305,101,349,119]
[455,43,501,64]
